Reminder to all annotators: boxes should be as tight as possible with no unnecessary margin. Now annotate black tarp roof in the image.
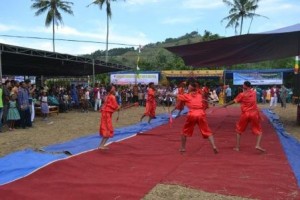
[0,43,132,76]
[166,24,300,67]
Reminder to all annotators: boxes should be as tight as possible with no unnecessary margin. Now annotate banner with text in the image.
[233,72,283,85]
[110,73,159,85]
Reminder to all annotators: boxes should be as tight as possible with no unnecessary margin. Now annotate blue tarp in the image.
[0,109,186,186]
[0,149,66,185]
[262,109,300,187]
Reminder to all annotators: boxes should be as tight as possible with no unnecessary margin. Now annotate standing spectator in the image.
[262,89,267,104]
[83,87,90,113]
[10,80,19,96]
[63,91,71,111]
[225,85,232,103]
[93,83,101,111]
[39,91,49,121]
[266,87,271,103]
[270,85,279,109]
[132,84,139,103]
[171,82,186,117]
[280,84,288,108]
[138,89,144,106]
[218,88,225,105]
[28,83,36,123]
[7,94,20,131]
[18,81,32,129]
[70,84,79,108]
[3,80,11,127]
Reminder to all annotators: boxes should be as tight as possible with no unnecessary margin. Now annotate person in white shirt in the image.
[93,83,101,111]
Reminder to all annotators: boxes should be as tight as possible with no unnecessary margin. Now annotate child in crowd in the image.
[82,87,90,113]
[7,94,20,131]
[40,91,49,121]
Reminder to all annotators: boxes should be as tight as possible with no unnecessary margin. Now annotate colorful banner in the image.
[233,72,283,85]
[110,73,159,85]
[161,70,224,77]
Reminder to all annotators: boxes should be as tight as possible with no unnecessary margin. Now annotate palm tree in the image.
[31,0,74,52]
[89,0,124,63]
[221,0,265,35]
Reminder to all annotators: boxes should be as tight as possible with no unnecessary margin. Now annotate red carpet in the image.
[0,107,299,200]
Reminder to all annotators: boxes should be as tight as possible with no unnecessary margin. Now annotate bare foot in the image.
[213,148,219,154]
[98,146,109,150]
[255,146,266,153]
[233,147,240,152]
[179,148,186,153]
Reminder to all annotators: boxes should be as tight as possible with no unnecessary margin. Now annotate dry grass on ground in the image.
[0,106,167,157]
[0,103,299,200]
[143,184,255,200]
[259,103,300,140]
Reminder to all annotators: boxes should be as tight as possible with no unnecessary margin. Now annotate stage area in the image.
[0,107,299,200]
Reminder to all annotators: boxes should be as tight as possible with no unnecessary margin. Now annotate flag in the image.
[295,56,299,74]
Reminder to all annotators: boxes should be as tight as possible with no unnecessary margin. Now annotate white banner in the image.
[233,72,283,85]
[110,73,159,85]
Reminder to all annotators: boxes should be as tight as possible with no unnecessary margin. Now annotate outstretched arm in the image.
[223,100,235,108]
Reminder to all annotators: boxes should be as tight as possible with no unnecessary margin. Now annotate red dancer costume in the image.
[234,88,262,135]
[140,82,156,123]
[177,83,218,153]
[178,91,212,138]
[99,85,120,149]
[144,87,156,117]
[175,84,185,110]
[171,82,186,117]
[224,81,265,152]
[100,94,119,138]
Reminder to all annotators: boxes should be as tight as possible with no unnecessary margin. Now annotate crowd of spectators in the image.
[0,79,294,133]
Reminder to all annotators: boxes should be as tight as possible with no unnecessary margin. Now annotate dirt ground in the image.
[0,106,168,157]
[0,103,299,199]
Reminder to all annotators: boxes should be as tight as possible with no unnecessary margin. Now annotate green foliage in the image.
[222,0,266,35]
[31,0,74,52]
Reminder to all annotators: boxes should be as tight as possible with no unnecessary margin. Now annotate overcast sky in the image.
[0,0,299,55]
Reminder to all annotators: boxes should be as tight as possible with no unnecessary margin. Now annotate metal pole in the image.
[0,50,2,83]
[92,59,95,85]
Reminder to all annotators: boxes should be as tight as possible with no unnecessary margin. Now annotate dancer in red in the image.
[99,85,120,149]
[177,82,218,153]
[140,82,156,123]
[223,81,265,152]
[171,82,186,118]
